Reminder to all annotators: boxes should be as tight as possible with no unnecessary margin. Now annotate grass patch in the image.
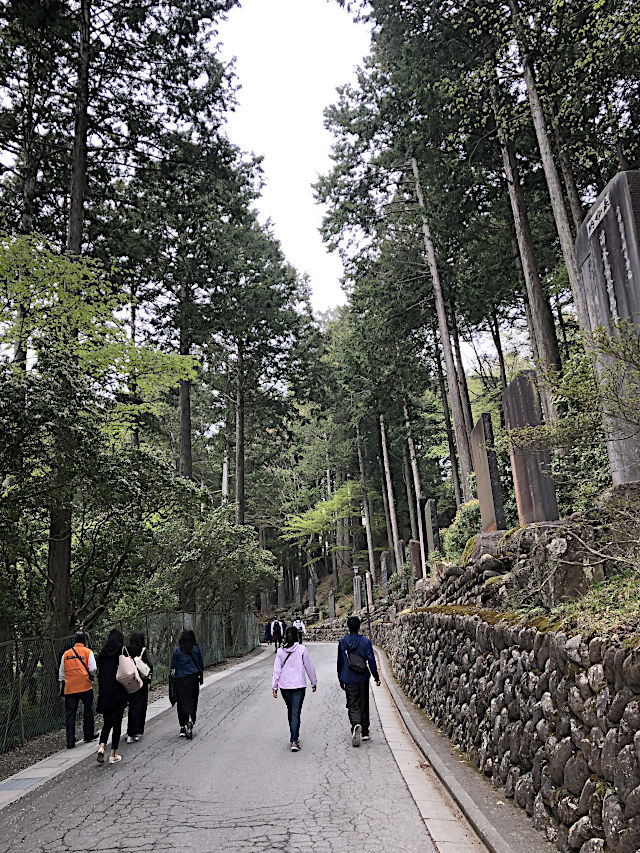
[548,572,640,643]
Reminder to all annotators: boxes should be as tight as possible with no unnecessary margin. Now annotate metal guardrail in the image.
[0,611,259,755]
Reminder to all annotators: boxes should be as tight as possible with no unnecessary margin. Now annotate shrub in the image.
[442,500,481,564]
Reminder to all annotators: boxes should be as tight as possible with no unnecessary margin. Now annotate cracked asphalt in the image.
[0,643,438,853]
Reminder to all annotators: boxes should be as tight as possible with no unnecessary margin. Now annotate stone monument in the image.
[277,580,285,608]
[308,578,316,608]
[503,370,559,524]
[381,551,390,597]
[328,588,336,619]
[365,571,374,608]
[353,574,362,611]
[398,538,406,566]
[409,539,422,580]
[294,576,301,607]
[576,170,640,483]
[471,413,506,532]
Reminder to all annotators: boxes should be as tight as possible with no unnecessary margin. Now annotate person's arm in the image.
[197,648,205,671]
[301,622,306,634]
[337,641,344,688]
[58,654,65,682]
[272,650,282,694]
[170,648,178,673]
[87,651,97,673]
[366,639,380,684]
[302,648,317,689]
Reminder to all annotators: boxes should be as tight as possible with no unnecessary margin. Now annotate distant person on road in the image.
[96,628,128,764]
[337,616,380,747]
[126,630,153,744]
[170,629,204,739]
[58,631,98,749]
[292,615,306,644]
[263,622,272,644]
[271,619,283,651]
[272,625,317,752]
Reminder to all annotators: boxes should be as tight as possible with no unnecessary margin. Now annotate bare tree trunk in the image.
[402,444,418,541]
[402,400,427,578]
[552,116,584,233]
[221,430,230,504]
[435,345,462,509]
[45,0,91,636]
[377,454,395,561]
[130,298,140,449]
[355,425,376,582]
[379,415,403,572]
[178,285,192,480]
[235,341,245,525]
[506,2,587,327]
[451,316,474,439]
[411,157,473,500]
[489,308,508,393]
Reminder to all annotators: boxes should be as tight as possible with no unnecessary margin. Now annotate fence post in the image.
[181,611,185,631]
[166,612,171,676]
[14,640,24,747]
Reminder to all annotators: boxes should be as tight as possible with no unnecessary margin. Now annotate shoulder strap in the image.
[280,649,295,669]
[70,645,91,676]
[188,649,203,673]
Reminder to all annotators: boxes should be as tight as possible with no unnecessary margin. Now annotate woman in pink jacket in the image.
[272,626,317,752]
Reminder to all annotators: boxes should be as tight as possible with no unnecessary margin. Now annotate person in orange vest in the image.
[58,631,98,749]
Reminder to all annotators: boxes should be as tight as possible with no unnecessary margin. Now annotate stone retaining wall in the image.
[373,610,640,853]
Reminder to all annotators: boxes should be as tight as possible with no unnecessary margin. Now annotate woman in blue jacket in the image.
[170,629,204,739]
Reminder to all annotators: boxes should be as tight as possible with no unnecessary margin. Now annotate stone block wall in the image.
[374,610,640,853]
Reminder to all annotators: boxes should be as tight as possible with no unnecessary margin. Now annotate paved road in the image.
[0,644,439,853]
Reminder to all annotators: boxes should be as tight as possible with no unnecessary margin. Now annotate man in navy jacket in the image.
[337,616,380,747]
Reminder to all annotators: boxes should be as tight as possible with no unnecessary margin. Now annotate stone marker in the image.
[381,551,390,597]
[503,370,559,524]
[277,580,285,608]
[425,499,441,553]
[471,413,506,532]
[294,576,301,607]
[409,539,422,580]
[308,578,316,608]
[576,170,640,483]
[398,538,406,566]
[365,571,374,608]
[353,574,362,611]
[328,588,336,619]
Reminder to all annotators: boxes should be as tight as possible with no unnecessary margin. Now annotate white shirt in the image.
[293,619,306,634]
[271,620,283,634]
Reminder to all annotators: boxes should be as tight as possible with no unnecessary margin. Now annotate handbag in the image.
[168,674,177,706]
[340,640,369,675]
[116,646,143,693]
[134,647,151,680]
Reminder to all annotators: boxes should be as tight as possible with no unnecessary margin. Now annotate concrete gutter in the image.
[375,645,555,853]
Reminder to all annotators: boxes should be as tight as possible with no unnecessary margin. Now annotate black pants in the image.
[345,682,370,734]
[127,684,149,736]
[100,704,125,750]
[175,674,199,727]
[64,689,94,745]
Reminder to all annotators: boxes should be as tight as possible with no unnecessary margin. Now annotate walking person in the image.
[126,631,153,743]
[58,631,98,749]
[271,618,283,651]
[96,628,128,764]
[272,626,317,752]
[170,629,204,739]
[337,616,380,747]
[292,614,306,643]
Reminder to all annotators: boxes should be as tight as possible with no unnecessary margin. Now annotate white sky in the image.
[218,0,372,313]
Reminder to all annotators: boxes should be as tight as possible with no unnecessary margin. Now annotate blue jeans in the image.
[280,687,306,742]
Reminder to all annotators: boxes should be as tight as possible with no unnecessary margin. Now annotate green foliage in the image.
[281,482,362,544]
[442,500,482,564]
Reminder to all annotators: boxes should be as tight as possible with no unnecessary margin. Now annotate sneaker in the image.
[179,727,186,737]
[362,733,371,741]
[290,741,300,752]
[126,735,139,744]
[185,722,193,740]
[352,724,362,748]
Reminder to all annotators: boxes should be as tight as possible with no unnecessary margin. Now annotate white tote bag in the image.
[134,647,151,679]
[116,646,143,693]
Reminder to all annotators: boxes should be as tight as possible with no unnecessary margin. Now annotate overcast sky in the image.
[218,0,371,314]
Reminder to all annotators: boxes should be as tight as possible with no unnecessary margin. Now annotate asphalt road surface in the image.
[0,644,440,853]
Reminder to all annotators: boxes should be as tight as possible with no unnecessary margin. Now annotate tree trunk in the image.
[178,286,192,480]
[379,415,403,572]
[490,308,508,394]
[221,430,230,504]
[552,114,584,233]
[45,0,91,637]
[506,2,587,327]
[402,444,418,541]
[377,454,394,562]
[435,345,462,509]
[451,314,474,439]
[355,424,377,582]
[130,298,140,449]
[402,399,427,578]
[235,341,245,525]
[411,157,473,500]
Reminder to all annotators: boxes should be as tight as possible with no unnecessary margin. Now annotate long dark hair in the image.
[102,628,124,656]
[128,630,145,658]
[179,629,197,653]
[283,626,299,649]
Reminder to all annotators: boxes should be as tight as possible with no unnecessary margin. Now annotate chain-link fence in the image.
[0,611,259,756]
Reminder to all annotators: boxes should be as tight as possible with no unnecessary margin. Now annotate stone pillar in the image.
[576,171,640,483]
[409,539,422,580]
[294,576,301,607]
[277,580,285,608]
[328,589,336,619]
[471,413,506,532]
[503,371,559,524]
[425,499,441,553]
[353,575,362,611]
[365,571,374,608]
[308,578,316,608]
[398,538,406,566]
[381,551,390,598]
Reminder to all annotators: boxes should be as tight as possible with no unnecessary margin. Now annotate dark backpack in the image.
[341,639,369,675]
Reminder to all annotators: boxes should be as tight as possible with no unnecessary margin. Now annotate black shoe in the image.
[66,742,75,749]
[179,727,186,737]
[351,724,361,747]
[83,732,99,743]
[185,722,193,740]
